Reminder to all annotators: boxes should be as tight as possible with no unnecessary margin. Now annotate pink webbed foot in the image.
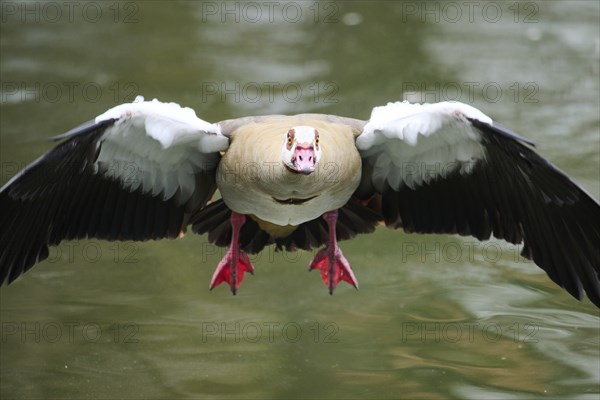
[209,248,254,295]
[209,212,254,295]
[308,210,359,294]
[309,245,358,294]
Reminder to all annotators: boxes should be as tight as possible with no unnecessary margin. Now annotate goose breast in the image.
[217,117,361,226]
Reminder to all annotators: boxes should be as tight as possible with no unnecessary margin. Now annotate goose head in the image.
[281,126,322,175]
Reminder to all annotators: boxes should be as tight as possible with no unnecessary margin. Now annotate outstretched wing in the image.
[0,97,228,284]
[355,101,600,307]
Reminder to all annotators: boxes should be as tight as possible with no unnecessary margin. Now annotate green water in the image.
[1,1,599,399]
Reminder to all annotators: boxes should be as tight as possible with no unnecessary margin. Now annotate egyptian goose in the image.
[1,96,599,307]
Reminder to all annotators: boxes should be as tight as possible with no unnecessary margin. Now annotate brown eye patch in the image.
[314,129,320,149]
[286,128,295,150]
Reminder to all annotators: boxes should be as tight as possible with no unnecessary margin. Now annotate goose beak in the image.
[293,146,316,174]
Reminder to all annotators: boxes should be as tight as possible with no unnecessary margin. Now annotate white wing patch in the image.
[94,97,228,204]
[356,101,492,191]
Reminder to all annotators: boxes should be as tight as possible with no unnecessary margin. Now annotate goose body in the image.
[218,116,361,227]
[1,96,599,308]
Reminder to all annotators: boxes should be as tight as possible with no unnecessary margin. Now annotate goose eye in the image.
[287,137,293,145]
[315,138,319,145]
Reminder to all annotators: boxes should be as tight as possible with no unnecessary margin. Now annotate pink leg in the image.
[309,210,359,294]
[209,212,254,295]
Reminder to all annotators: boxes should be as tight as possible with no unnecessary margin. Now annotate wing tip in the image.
[50,118,116,142]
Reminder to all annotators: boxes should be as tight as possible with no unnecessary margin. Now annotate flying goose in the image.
[1,96,599,308]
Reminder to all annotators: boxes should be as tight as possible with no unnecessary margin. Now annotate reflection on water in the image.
[1,1,599,399]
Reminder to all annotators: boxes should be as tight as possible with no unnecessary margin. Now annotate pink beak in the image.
[293,146,316,174]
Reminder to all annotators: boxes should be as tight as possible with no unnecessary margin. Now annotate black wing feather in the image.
[0,120,217,284]
[374,119,600,307]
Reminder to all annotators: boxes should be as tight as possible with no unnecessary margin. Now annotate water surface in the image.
[1,1,599,399]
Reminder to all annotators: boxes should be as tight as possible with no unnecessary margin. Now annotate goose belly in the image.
[217,164,361,226]
[216,118,361,226]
